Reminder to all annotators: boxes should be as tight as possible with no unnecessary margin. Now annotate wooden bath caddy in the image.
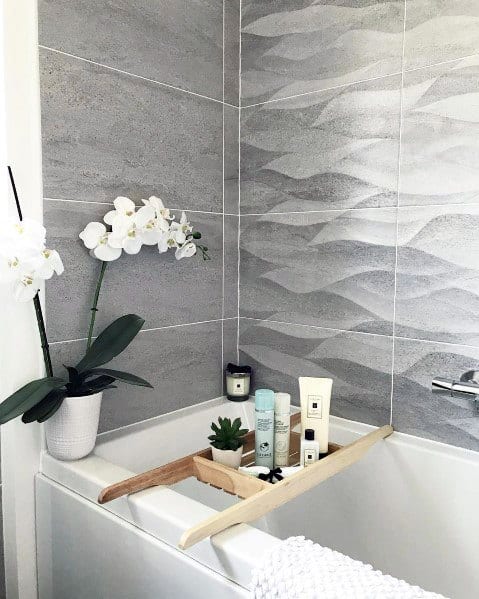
[98,412,393,549]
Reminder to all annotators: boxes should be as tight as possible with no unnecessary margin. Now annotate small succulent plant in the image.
[208,417,248,451]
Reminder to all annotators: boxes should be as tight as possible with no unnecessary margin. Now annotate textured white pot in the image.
[211,445,243,469]
[45,392,102,461]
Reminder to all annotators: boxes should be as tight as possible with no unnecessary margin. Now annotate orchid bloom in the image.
[0,216,64,302]
[175,241,197,260]
[108,205,155,255]
[103,196,137,228]
[79,222,121,261]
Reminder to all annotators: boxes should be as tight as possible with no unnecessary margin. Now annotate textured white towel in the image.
[251,536,447,599]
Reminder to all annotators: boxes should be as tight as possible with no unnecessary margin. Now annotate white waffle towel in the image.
[251,536,448,599]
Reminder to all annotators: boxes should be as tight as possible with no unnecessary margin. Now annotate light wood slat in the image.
[192,457,270,498]
[178,425,393,549]
[98,413,298,504]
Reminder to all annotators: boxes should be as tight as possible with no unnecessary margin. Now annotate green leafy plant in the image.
[208,417,248,451]
[0,313,153,425]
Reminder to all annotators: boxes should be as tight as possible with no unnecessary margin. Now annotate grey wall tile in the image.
[50,321,223,432]
[38,0,223,100]
[241,0,404,105]
[224,0,240,106]
[393,337,479,451]
[241,75,401,214]
[224,215,239,319]
[404,1,479,71]
[45,201,223,342]
[395,205,479,346]
[239,319,392,425]
[240,210,396,335]
[400,59,479,207]
[40,48,223,212]
[224,105,239,215]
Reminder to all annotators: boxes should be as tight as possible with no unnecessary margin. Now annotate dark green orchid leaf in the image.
[75,314,145,373]
[0,377,66,424]
[64,365,80,383]
[84,368,153,388]
[22,388,66,423]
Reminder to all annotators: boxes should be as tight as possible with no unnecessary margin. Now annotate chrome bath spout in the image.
[432,371,479,404]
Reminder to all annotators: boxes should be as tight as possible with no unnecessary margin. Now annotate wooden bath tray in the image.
[98,412,393,549]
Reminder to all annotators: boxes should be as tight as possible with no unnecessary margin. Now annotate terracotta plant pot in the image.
[45,392,102,461]
[211,445,243,469]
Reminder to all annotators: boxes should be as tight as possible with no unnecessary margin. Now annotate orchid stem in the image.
[8,165,54,378]
[33,293,54,377]
[87,260,107,349]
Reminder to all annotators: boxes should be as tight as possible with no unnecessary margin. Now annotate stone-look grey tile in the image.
[395,205,479,346]
[392,337,479,451]
[404,1,479,71]
[241,0,404,105]
[239,319,392,425]
[0,487,4,599]
[240,210,396,335]
[224,105,239,215]
[399,59,479,207]
[224,215,239,319]
[241,75,401,214]
[38,0,223,100]
[40,49,223,212]
[45,201,222,342]
[224,0,240,106]
[50,321,223,432]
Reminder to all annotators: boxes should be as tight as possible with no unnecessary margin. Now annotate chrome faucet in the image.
[432,370,479,405]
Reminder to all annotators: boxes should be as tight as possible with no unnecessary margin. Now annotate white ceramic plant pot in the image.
[211,445,243,469]
[45,392,102,461]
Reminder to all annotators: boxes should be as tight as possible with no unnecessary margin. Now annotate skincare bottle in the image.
[299,377,333,454]
[300,429,319,467]
[255,389,275,469]
[274,392,291,467]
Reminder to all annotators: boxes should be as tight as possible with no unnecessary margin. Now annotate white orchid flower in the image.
[175,242,197,260]
[104,196,137,228]
[170,212,192,246]
[35,249,64,279]
[108,205,155,255]
[14,272,42,302]
[143,196,172,221]
[79,222,121,261]
[157,225,187,253]
[141,212,170,246]
[0,217,46,260]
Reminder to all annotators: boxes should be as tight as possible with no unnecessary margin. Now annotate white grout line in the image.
[44,197,237,216]
[240,50,479,110]
[39,45,238,109]
[240,316,479,352]
[221,0,226,393]
[45,196,479,216]
[389,0,408,427]
[49,317,237,345]
[241,71,402,109]
[236,0,242,363]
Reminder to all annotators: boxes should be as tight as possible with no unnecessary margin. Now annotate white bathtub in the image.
[36,397,479,598]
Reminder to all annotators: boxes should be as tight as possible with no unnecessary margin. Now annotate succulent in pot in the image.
[208,416,249,469]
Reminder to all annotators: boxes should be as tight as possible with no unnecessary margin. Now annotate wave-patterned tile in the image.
[241,0,404,105]
[404,1,479,71]
[239,319,392,425]
[400,59,479,207]
[240,210,396,334]
[393,337,479,451]
[395,205,479,346]
[241,75,401,214]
